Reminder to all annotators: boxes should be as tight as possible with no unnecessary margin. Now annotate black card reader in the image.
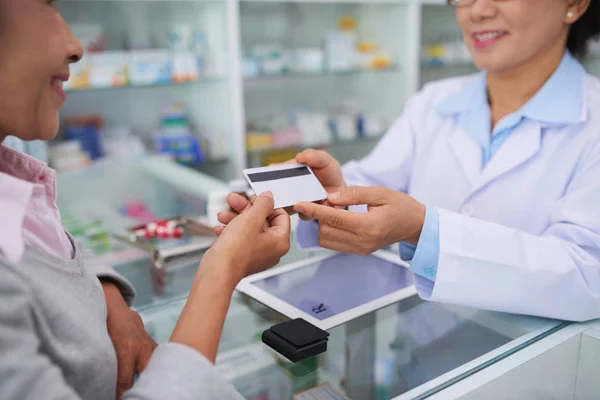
[262,318,330,363]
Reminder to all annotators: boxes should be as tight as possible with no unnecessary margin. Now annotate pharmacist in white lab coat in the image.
[221,0,600,321]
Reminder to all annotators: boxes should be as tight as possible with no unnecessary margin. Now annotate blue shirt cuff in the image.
[400,206,440,282]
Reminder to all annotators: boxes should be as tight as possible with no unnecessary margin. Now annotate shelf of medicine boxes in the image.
[243,64,399,83]
[420,60,476,70]
[246,133,385,166]
[64,75,226,94]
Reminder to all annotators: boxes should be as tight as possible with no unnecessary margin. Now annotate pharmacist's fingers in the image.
[269,158,298,167]
[299,213,316,221]
[295,149,333,169]
[298,200,332,221]
[214,226,225,236]
[226,193,251,214]
[283,206,296,215]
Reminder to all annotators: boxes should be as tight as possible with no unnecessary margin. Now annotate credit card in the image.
[243,163,327,209]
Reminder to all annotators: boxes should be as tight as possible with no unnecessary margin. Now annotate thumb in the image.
[245,192,275,224]
[296,149,330,169]
[326,186,387,207]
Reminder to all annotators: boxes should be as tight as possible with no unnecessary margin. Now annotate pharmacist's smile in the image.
[51,74,69,102]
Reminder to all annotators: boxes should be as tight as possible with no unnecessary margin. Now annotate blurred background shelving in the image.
[37,0,599,187]
[17,0,596,310]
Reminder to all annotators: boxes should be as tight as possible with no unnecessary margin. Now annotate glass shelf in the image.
[247,134,384,156]
[65,76,226,94]
[421,61,476,70]
[244,66,398,83]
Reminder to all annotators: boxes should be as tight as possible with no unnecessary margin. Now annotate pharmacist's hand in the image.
[294,186,425,255]
[296,149,345,193]
[208,192,291,281]
[283,149,346,221]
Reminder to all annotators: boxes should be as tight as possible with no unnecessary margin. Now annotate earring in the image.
[567,11,574,18]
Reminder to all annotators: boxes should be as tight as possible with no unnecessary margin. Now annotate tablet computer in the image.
[236,250,416,330]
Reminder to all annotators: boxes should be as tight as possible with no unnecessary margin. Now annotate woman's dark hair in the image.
[568,0,600,58]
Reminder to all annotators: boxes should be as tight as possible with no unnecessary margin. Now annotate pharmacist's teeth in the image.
[475,32,504,41]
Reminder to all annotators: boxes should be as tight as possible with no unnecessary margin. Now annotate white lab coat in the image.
[297,74,600,322]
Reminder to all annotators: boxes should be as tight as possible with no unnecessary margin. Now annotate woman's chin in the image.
[37,118,60,141]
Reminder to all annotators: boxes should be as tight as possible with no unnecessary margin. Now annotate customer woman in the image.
[0,0,290,399]
[222,0,600,322]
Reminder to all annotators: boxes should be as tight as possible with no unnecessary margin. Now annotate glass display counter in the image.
[136,252,567,400]
[57,156,573,399]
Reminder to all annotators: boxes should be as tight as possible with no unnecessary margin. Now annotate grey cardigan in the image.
[0,244,241,400]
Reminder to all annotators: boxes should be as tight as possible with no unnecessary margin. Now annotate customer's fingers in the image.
[214,226,225,236]
[217,211,238,225]
[243,192,275,226]
[135,339,157,375]
[226,193,251,214]
[268,208,291,237]
[115,354,136,400]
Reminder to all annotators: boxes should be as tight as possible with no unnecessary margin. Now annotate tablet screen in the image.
[250,253,414,320]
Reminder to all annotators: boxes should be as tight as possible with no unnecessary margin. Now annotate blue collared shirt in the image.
[404,51,586,282]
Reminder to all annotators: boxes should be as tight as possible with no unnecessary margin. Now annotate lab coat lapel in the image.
[475,120,542,191]
[449,126,481,188]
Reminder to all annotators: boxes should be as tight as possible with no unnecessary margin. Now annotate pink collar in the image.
[0,144,60,262]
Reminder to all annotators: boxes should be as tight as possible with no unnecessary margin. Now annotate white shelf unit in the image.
[56,0,525,180]
[55,0,600,181]
[240,0,419,167]
[57,0,246,182]
[418,2,478,89]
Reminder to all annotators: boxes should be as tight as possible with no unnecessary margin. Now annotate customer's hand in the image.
[171,192,291,364]
[102,282,158,400]
[207,191,291,282]
[294,186,426,255]
[214,193,260,232]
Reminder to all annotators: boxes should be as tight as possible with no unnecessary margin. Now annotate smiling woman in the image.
[454,0,598,68]
[0,1,291,399]
[0,0,82,143]
[249,0,600,323]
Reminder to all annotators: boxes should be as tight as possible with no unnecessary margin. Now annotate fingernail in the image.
[261,191,273,199]
[328,192,340,201]
[294,204,306,214]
